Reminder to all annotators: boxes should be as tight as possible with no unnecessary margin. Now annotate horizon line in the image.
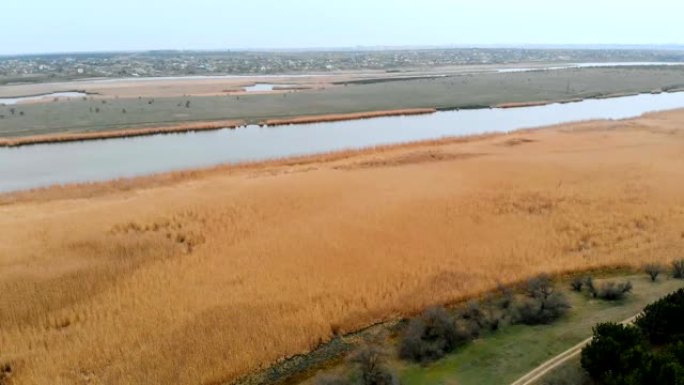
[2,43,684,58]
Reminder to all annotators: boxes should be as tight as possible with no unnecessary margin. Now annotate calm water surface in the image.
[243,84,294,92]
[497,62,684,73]
[2,92,684,193]
[0,92,88,105]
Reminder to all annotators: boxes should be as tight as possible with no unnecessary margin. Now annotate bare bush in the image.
[526,274,554,300]
[570,277,585,292]
[672,260,684,279]
[595,281,633,301]
[515,275,570,325]
[399,307,469,362]
[585,276,597,297]
[644,263,664,282]
[496,283,514,310]
[349,346,399,385]
[515,292,571,325]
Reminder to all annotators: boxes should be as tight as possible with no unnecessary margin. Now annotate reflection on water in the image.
[243,84,294,92]
[0,92,89,105]
[2,92,684,192]
[497,62,684,73]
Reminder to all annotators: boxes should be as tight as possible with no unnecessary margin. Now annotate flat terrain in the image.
[398,276,683,385]
[3,110,684,384]
[2,67,684,138]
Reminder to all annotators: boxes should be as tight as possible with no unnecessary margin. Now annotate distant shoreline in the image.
[1,90,679,148]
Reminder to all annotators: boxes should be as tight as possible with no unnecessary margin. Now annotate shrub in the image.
[453,318,480,341]
[461,301,484,324]
[673,260,684,279]
[644,263,665,282]
[636,288,684,345]
[570,276,585,292]
[514,275,570,325]
[460,300,502,332]
[483,307,505,332]
[349,346,399,385]
[495,282,514,310]
[595,281,632,301]
[585,276,596,297]
[526,274,554,300]
[399,307,469,363]
[515,292,571,325]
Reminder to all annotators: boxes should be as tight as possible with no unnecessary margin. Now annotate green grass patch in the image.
[397,275,683,385]
[3,67,684,138]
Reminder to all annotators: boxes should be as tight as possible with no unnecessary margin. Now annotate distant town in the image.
[2,48,684,84]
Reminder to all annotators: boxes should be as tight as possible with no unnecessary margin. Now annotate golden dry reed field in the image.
[3,110,684,384]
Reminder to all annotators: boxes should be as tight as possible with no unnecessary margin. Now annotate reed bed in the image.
[263,108,436,126]
[0,120,244,147]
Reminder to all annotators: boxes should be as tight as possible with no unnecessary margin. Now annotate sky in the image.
[1,0,683,55]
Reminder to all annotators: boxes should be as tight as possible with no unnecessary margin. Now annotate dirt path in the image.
[509,315,639,385]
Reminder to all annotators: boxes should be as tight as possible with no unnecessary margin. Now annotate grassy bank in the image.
[1,67,684,138]
[397,275,684,385]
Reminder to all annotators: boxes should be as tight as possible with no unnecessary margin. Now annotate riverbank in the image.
[2,109,684,385]
[0,119,244,147]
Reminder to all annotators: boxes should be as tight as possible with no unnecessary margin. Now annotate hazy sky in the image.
[2,0,683,55]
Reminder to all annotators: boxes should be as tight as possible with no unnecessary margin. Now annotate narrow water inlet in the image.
[0,91,90,105]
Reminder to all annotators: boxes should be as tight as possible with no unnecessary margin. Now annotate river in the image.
[2,92,684,193]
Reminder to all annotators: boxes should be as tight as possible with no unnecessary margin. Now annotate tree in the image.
[583,291,684,385]
[636,288,684,345]
[581,323,649,384]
